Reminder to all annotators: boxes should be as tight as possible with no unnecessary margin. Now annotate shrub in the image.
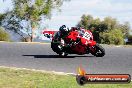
[21,37,32,42]
[0,27,10,41]
[100,29,124,45]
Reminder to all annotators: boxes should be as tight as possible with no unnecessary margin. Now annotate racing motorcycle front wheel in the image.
[90,44,105,57]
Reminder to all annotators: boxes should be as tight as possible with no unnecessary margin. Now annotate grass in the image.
[0,67,131,88]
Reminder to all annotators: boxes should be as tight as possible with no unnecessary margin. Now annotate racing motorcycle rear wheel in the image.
[90,44,105,57]
[59,52,68,57]
[51,42,62,54]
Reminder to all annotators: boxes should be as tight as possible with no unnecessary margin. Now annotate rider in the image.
[59,25,82,38]
[58,25,82,45]
[59,25,70,39]
[53,25,69,42]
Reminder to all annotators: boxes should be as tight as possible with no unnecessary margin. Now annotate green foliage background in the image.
[77,14,131,45]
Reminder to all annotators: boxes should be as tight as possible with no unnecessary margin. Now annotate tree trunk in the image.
[31,28,36,42]
[31,35,33,42]
[31,21,34,42]
[30,20,37,42]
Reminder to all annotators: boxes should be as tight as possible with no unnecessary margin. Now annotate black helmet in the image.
[59,25,69,35]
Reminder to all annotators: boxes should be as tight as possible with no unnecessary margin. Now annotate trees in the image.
[77,15,107,42]
[1,0,69,42]
[2,12,30,42]
[77,14,93,29]
[118,22,130,38]
[103,17,117,31]
[76,14,131,45]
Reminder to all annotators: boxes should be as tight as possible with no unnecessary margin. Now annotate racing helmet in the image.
[59,25,69,35]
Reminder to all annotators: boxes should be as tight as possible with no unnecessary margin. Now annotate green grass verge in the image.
[0,67,131,88]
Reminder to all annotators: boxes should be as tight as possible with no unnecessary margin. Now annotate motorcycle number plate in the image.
[83,32,91,40]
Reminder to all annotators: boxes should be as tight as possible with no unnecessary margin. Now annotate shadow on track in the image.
[23,55,94,58]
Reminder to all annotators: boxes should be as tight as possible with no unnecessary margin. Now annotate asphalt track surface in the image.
[0,42,132,75]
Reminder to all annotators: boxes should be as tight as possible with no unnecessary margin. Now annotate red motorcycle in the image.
[51,28,105,57]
